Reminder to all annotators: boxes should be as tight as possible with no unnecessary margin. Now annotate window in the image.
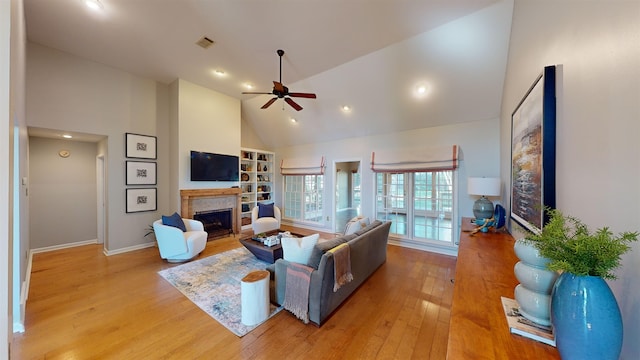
[352,172,361,210]
[284,175,324,223]
[376,170,455,244]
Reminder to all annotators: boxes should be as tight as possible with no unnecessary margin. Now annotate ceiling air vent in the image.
[196,36,214,49]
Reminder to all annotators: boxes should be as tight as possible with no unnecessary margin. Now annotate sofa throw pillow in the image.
[162,212,186,232]
[307,235,353,269]
[282,233,320,265]
[258,202,275,218]
[354,220,383,237]
[344,216,370,235]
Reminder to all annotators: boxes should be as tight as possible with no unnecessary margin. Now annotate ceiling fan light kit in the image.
[242,49,317,111]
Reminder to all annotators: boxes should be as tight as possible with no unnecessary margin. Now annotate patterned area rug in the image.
[158,247,282,337]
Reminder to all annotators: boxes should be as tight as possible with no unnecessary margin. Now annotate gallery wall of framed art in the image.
[125,133,158,213]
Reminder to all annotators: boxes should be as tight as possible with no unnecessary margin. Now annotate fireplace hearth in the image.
[194,209,233,240]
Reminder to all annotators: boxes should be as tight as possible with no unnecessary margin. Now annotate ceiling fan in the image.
[242,49,317,111]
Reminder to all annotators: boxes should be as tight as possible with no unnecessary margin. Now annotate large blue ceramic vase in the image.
[551,273,623,360]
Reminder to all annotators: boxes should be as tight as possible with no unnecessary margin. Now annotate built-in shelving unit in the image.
[240,148,275,228]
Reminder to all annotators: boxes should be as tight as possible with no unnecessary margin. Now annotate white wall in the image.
[502,1,640,358]
[28,137,98,249]
[275,117,501,236]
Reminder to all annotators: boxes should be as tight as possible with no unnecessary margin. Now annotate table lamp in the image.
[467,177,501,220]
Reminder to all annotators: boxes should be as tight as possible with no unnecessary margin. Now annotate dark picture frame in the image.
[125,133,157,159]
[510,65,557,234]
[126,188,157,213]
[126,161,157,185]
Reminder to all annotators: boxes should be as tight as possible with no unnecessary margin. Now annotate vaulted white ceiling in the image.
[24,0,512,148]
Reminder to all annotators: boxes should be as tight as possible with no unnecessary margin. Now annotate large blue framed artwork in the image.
[510,65,557,233]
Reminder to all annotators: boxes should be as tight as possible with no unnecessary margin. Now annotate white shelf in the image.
[240,148,275,228]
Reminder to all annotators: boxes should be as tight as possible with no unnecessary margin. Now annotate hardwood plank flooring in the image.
[12,226,457,359]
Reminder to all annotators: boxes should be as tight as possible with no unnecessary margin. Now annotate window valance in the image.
[280,156,325,175]
[371,145,459,172]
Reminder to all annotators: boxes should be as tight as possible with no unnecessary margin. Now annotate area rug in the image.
[158,247,282,337]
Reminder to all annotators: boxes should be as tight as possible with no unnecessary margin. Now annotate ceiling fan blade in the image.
[288,92,317,99]
[285,97,303,111]
[242,91,272,95]
[261,97,278,109]
[273,81,285,93]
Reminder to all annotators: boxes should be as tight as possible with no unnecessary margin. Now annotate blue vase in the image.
[551,273,623,360]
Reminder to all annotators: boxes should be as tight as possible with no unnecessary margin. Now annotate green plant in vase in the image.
[144,224,156,239]
[524,208,637,279]
[524,208,638,360]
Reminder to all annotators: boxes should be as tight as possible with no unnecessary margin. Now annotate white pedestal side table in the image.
[241,270,270,326]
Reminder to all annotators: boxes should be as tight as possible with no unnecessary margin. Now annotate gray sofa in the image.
[272,220,391,325]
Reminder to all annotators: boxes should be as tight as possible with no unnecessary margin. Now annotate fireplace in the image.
[180,188,242,234]
[194,208,233,239]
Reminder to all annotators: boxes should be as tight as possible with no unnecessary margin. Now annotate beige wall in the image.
[175,79,241,191]
[240,117,268,150]
[26,44,243,253]
[275,117,501,239]
[28,137,98,249]
[503,1,640,357]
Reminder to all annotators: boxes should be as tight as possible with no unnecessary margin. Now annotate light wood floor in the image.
[12,226,457,359]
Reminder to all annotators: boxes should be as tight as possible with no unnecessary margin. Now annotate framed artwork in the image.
[126,161,157,185]
[510,65,557,233]
[125,133,157,159]
[126,188,157,213]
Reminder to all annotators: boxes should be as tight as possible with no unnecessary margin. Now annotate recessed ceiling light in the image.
[290,118,297,123]
[244,83,254,90]
[84,0,104,11]
[213,70,226,77]
[63,134,73,139]
[341,105,351,112]
[413,82,432,98]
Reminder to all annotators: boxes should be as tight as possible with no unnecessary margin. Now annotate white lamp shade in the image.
[468,177,501,196]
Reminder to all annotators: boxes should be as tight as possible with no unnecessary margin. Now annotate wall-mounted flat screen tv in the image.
[190,151,239,181]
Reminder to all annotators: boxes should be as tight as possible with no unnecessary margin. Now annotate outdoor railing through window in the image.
[376,170,454,243]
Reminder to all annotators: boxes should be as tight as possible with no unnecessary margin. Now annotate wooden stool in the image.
[241,270,270,326]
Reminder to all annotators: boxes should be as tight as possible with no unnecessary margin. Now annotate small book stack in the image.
[501,297,556,347]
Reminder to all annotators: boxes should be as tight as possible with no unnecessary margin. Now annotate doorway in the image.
[334,161,361,233]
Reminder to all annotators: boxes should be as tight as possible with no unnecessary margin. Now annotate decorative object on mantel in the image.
[524,208,638,360]
[468,177,501,220]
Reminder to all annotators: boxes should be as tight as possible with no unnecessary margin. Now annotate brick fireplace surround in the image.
[180,188,242,235]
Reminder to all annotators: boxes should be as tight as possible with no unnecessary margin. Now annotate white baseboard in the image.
[103,241,156,256]
[30,239,98,254]
[387,238,459,257]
